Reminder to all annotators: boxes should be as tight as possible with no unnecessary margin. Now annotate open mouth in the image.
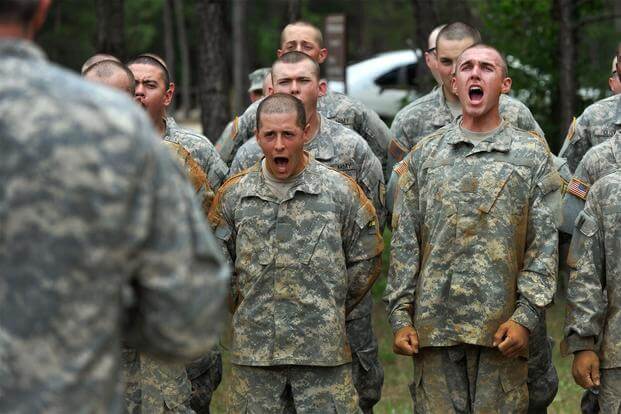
[468,86,484,103]
[273,156,289,172]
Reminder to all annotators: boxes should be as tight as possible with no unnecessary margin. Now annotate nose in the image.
[290,80,300,95]
[134,83,145,97]
[274,135,285,150]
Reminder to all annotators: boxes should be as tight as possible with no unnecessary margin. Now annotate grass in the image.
[210,232,584,413]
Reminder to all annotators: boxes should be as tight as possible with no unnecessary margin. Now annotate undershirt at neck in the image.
[262,159,306,200]
[459,121,503,144]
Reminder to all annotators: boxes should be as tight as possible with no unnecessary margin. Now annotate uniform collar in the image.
[446,119,513,153]
[0,38,46,62]
[614,94,621,125]
[163,116,179,142]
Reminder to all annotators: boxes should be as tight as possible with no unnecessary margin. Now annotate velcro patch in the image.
[395,160,409,176]
[567,178,590,201]
[388,139,408,161]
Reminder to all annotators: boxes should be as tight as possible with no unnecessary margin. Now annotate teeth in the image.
[470,86,482,92]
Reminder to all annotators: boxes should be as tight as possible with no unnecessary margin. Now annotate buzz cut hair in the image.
[0,0,39,23]
[456,43,509,78]
[256,93,307,131]
[83,60,136,94]
[126,53,172,86]
[273,51,321,80]
[81,53,121,74]
[281,20,324,48]
[436,22,482,47]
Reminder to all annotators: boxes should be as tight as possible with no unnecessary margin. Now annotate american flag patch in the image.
[567,178,590,200]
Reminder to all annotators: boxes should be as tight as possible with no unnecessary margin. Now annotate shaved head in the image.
[456,43,508,78]
[281,21,323,48]
[81,53,121,75]
[256,93,306,131]
[83,60,135,95]
[273,51,321,80]
[437,22,482,47]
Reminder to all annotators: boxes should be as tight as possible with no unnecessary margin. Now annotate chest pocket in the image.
[235,202,276,276]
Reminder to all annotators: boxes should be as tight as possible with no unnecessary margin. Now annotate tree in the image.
[411,0,438,93]
[173,0,191,118]
[95,0,125,59]
[232,0,248,115]
[555,0,577,134]
[196,0,230,142]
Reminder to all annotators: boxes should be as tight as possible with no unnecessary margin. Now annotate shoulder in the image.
[589,170,621,202]
[579,94,621,121]
[315,162,372,206]
[395,89,439,119]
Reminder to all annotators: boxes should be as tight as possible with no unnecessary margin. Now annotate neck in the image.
[461,111,502,132]
[442,85,460,105]
[0,23,31,40]
[155,115,167,137]
[306,110,320,142]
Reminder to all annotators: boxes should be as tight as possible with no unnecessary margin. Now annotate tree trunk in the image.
[163,0,176,112]
[95,0,125,59]
[411,0,438,93]
[232,0,248,115]
[196,0,229,142]
[173,0,191,118]
[288,0,301,22]
[556,0,577,133]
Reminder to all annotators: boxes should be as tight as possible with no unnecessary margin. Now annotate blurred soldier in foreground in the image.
[0,1,229,412]
[562,171,621,412]
[83,58,135,95]
[230,51,386,413]
[209,93,383,413]
[127,54,228,414]
[216,67,271,156]
[220,21,391,176]
[385,44,559,413]
[559,43,621,173]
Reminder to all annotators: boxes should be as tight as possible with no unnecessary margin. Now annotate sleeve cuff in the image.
[389,309,413,334]
[510,304,540,332]
[560,334,597,357]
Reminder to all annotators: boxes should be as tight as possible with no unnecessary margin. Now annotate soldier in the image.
[423,24,447,86]
[0,1,229,412]
[559,43,621,173]
[208,93,383,413]
[83,58,136,95]
[609,56,621,95]
[387,22,545,174]
[385,44,560,413]
[561,171,621,413]
[230,51,385,413]
[219,21,391,176]
[216,67,271,155]
[127,54,229,414]
[81,52,121,74]
[560,130,621,235]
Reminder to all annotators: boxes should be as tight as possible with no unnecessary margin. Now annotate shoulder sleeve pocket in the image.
[214,222,232,241]
[575,211,598,237]
[537,171,563,196]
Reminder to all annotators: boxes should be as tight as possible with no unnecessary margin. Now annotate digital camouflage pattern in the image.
[227,363,361,414]
[214,119,235,161]
[562,171,621,369]
[410,345,529,413]
[229,114,386,234]
[387,87,545,172]
[209,157,383,366]
[560,131,621,235]
[0,39,229,413]
[599,368,621,413]
[164,116,229,190]
[219,90,390,174]
[558,94,621,173]
[385,120,559,346]
[123,351,194,414]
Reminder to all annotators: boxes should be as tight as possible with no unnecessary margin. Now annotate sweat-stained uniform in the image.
[208,157,383,413]
[385,121,559,413]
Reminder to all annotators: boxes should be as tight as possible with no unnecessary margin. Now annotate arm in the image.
[123,142,230,362]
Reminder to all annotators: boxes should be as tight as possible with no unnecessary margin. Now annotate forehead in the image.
[437,37,475,57]
[272,61,316,78]
[457,47,503,69]
[128,63,165,82]
[282,25,320,46]
[259,111,301,129]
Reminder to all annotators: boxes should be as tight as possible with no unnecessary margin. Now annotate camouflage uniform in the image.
[387,87,545,173]
[229,115,385,412]
[209,157,383,413]
[561,171,621,412]
[215,119,235,157]
[558,94,621,173]
[385,121,559,412]
[560,131,621,235]
[219,90,390,174]
[125,127,229,414]
[0,39,229,413]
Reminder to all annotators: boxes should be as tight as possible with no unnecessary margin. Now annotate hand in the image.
[572,350,601,389]
[393,326,419,356]
[493,320,529,358]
